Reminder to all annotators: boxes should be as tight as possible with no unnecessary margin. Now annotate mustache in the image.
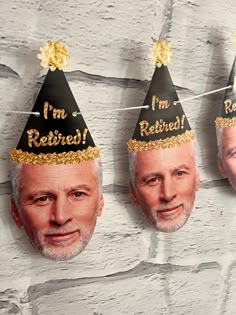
[154,200,182,212]
[45,225,80,235]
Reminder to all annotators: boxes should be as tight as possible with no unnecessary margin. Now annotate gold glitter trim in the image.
[10,147,100,165]
[215,117,236,128]
[148,39,172,68]
[37,40,70,71]
[127,130,195,151]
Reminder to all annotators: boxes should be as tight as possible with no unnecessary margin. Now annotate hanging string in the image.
[0,105,149,117]
[173,85,232,105]
[0,109,40,116]
[72,105,149,116]
[0,82,234,116]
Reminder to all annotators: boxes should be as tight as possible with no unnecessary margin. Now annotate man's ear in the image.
[129,180,139,207]
[217,153,227,178]
[97,194,104,217]
[11,197,23,228]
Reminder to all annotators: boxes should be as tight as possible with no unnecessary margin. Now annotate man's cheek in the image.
[140,193,156,208]
[226,160,236,175]
[23,214,45,231]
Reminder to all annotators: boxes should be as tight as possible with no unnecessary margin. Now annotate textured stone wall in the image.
[0,0,236,314]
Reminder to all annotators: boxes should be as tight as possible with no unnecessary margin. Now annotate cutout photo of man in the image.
[128,40,200,232]
[11,160,104,261]
[215,57,236,190]
[10,41,104,260]
[128,142,199,233]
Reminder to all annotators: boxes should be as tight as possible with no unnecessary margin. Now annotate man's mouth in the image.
[46,230,79,243]
[156,205,182,217]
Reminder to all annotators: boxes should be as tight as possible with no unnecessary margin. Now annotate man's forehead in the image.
[20,160,96,172]
[135,143,194,162]
[222,126,236,140]
[18,162,98,186]
[134,144,196,176]
[18,162,99,192]
[222,127,236,150]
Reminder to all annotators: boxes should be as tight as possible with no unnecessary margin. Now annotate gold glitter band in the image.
[215,117,236,128]
[10,146,100,165]
[127,130,195,151]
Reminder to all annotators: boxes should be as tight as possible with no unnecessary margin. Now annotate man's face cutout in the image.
[218,126,236,190]
[11,161,104,260]
[129,142,200,232]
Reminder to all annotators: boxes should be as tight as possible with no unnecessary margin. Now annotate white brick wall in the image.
[0,0,236,314]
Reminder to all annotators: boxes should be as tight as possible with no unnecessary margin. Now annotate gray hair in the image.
[10,157,103,207]
[10,161,22,208]
[215,127,223,158]
[128,150,137,186]
[94,156,103,194]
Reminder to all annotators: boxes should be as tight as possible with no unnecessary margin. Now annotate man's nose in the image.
[50,198,72,226]
[159,177,176,202]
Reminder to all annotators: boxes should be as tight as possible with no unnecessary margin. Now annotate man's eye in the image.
[147,177,159,184]
[230,151,236,157]
[150,177,157,182]
[73,191,85,198]
[176,170,187,177]
[34,196,49,203]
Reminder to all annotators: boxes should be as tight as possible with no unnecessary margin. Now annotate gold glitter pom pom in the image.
[215,117,236,128]
[37,40,70,71]
[232,32,236,48]
[10,147,100,165]
[148,39,172,68]
[127,130,195,151]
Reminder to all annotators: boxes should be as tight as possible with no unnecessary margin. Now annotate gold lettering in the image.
[149,126,155,134]
[152,96,158,111]
[53,130,61,146]
[26,129,83,148]
[40,136,48,146]
[174,116,180,129]
[48,131,54,146]
[43,102,53,119]
[158,100,169,110]
[169,122,174,131]
[139,116,183,137]
[73,129,81,145]
[53,108,67,119]
[139,120,149,136]
[44,102,67,120]
[66,135,74,145]
[164,122,169,132]
[155,121,159,134]
[224,99,236,114]
[151,95,170,111]
[27,129,40,147]
[158,120,165,133]
[224,99,232,114]
[60,134,67,145]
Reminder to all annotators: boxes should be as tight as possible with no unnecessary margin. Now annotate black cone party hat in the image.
[10,40,99,164]
[215,56,236,128]
[128,39,194,152]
